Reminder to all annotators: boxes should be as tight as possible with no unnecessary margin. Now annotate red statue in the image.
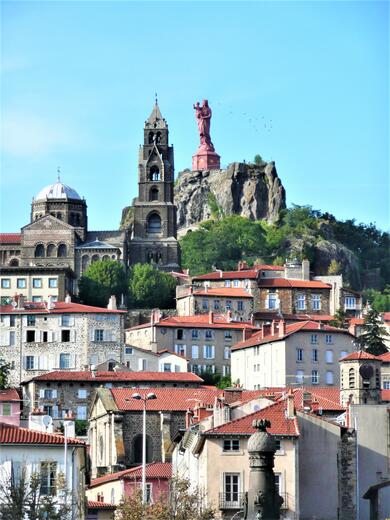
[192,99,220,171]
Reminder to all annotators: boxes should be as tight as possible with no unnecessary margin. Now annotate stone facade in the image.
[339,353,382,406]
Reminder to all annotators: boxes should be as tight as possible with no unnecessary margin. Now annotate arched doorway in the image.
[133,434,153,464]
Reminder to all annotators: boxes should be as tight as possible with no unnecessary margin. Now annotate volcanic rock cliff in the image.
[174,161,286,232]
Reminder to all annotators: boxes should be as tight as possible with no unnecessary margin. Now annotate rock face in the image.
[174,162,286,231]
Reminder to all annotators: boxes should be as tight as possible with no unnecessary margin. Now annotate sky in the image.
[1,0,389,233]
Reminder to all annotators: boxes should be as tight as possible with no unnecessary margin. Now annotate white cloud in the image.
[1,112,76,157]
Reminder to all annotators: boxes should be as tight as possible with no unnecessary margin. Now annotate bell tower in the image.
[129,101,180,270]
[339,351,382,406]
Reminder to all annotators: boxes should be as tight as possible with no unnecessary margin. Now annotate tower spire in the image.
[57,166,61,182]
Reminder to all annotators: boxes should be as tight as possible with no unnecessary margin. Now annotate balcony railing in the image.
[219,492,246,509]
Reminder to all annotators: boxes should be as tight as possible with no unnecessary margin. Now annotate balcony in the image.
[219,492,246,510]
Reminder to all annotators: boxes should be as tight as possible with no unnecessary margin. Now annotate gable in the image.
[22,214,75,233]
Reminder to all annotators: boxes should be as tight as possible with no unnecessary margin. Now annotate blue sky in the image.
[1,1,388,232]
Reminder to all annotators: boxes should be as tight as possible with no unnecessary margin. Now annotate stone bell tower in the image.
[129,101,180,270]
[339,351,382,407]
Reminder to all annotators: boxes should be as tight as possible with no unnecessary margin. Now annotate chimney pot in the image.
[209,311,213,324]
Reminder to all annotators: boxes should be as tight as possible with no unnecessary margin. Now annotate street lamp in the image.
[131,392,157,504]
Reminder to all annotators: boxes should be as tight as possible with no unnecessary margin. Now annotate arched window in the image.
[102,255,110,262]
[156,131,161,144]
[9,258,19,267]
[57,244,67,258]
[35,244,45,258]
[150,166,160,181]
[349,368,355,389]
[56,213,62,220]
[47,244,56,257]
[149,187,159,201]
[148,132,154,144]
[147,213,161,234]
[81,255,89,272]
[133,434,153,464]
[91,254,100,263]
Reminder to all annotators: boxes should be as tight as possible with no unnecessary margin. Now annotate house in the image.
[122,344,188,372]
[0,388,21,426]
[125,312,258,377]
[22,370,204,424]
[0,297,125,385]
[86,462,172,505]
[0,422,88,519]
[87,501,116,520]
[231,320,354,389]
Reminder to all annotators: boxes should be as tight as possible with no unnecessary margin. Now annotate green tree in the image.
[362,286,390,312]
[329,308,349,329]
[0,358,11,389]
[78,259,127,308]
[356,307,389,355]
[254,154,263,165]
[128,264,177,309]
[327,259,342,275]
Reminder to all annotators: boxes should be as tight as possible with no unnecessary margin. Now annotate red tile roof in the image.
[191,288,253,298]
[127,314,258,331]
[258,278,331,289]
[87,501,116,510]
[0,301,125,315]
[111,387,222,411]
[193,270,260,280]
[232,320,351,351]
[381,390,390,402]
[204,400,299,437]
[0,388,20,402]
[90,462,172,488]
[28,370,203,383]
[0,233,21,244]
[378,352,390,362]
[281,387,344,412]
[340,351,380,362]
[254,312,333,322]
[0,423,85,445]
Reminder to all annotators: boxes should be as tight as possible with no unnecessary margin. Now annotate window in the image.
[214,300,220,310]
[233,280,239,288]
[2,403,11,416]
[310,334,318,344]
[203,345,215,359]
[43,389,57,399]
[61,330,70,342]
[383,381,390,390]
[311,294,321,310]
[125,347,133,355]
[192,345,199,359]
[147,213,161,233]
[296,294,306,310]
[267,291,278,310]
[78,389,87,399]
[32,278,42,288]
[9,315,15,327]
[274,439,282,452]
[48,278,57,288]
[61,315,73,327]
[224,331,232,341]
[192,364,200,374]
[296,349,304,362]
[226,300,232,310]
[163,363,172,372]
[34,244,45,258]
[26,330,36,343]
[150,187,159,201]
[344,296,356,309]
[191,329,199,339]
[223,439,240,452]
[27,315,36,326]
[57,244,67,258]
[325,350,334,363]
[40,462,57,495]
[326,371,334,385]
[225,280,231,288]
[223,365,231,377]
[176,329,185,340]
[296,370,304,384]
[274,474,281,496]
[17,278,26,289]
[312,370,319,384]
[237,301,243,311]
[340,350,348,359]
[312,349,318,362]
[224,347,231,359]
[325,334,333,344]
[205,329,213,340]
[201,299,209,310]
[224,474,240,505]
[59,353,70,369]
[175,344,186,357]
[26,356,35,370]
[1,279,10,289]
[94,329,104,342]
[32,296,42,302]
[349,368,355,388]
[77,406,87,420]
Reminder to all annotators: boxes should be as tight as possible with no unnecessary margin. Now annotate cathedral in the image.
[0,103,180,303]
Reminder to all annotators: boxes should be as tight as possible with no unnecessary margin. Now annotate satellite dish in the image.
[253,404,260,412]
[359,364,374,379]
[42,415,53,428]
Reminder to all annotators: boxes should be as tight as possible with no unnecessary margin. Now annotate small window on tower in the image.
[150,187,159,201]
[150,166,160,181]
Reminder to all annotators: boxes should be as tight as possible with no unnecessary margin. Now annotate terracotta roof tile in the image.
[340,351,380,361]
[0,301,125,315]
[258,278,331,289]
[127,314,257,331]
[381,390,390,401]
[0,388,20,402]
[90,462,172,487]
[0,423,85,445]
[87,501,116,510]
[282,387,344,411]
[378,352,390,362]
[28,370,203,383]
[191,288,252,298]
[193,270,260,280]
[254,312,333,322]
[0,233,21,244]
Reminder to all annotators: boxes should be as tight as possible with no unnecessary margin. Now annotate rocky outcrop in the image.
[119,206,134,231]
[174,161,286,231]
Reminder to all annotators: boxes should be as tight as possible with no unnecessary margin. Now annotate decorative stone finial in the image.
[252,419,271,432]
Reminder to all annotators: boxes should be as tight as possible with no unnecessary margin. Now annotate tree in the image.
[356,307,389,355]
[327,259,342,275]
[362,286,390,312]
[0,358,11,389]
[128,264,177,309]
[78,259,127,308]
[254,154,263,165]
[329,308,349,329]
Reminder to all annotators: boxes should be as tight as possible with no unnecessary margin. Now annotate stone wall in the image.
[337,429,356,520]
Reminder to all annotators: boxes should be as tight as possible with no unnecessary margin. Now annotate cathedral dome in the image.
[34,181,82,201]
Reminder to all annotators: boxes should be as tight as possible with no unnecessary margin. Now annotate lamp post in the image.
[131,392,157,504]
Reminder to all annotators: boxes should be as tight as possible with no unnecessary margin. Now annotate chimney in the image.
[223,387,243,405]
[318,321,322,330]
[209,311,214,324]
[226,310,232,323]
[91,365,97,378]
[279,320,286,338]
[302,259,310,281]
[286,389,295,418]
[260,325,264,339]
[107,295,117,310]
[271,320,277,336]
[185,409,194,428]
[64,293,72,304]
[47,295,55,311]
[17,294,25,310]
[242,328,254,341]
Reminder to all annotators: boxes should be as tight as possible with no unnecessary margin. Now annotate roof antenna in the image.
[155,92,158,105]
[57,166,61,182]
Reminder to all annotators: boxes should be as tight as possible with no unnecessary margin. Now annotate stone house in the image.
[122,344,188,372]
[0,388,21,426]
[231,320,354,389]
[86,462,172,506]
[0,422,88,519]
[125,312,259,377]
[88,386,222,478]
[22,370,203,423]
[378,351,390,394]
[0,298,125,385]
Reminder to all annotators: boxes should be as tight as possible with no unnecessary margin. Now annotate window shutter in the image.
[3,316,10,327]
[22,356,27,369]
[71,354,76,368]
[39,389,45,398]
[111,330,117,342]
[203,345,207,357]
[52,389,58,399]
[69,316,75,326]
[23,316,27,327]
[70,330,76,343]
[90,329,95,342]
[138,358,144,370]
[211,346,215,359]
[53,405,59,418]
[22,330,27,343]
